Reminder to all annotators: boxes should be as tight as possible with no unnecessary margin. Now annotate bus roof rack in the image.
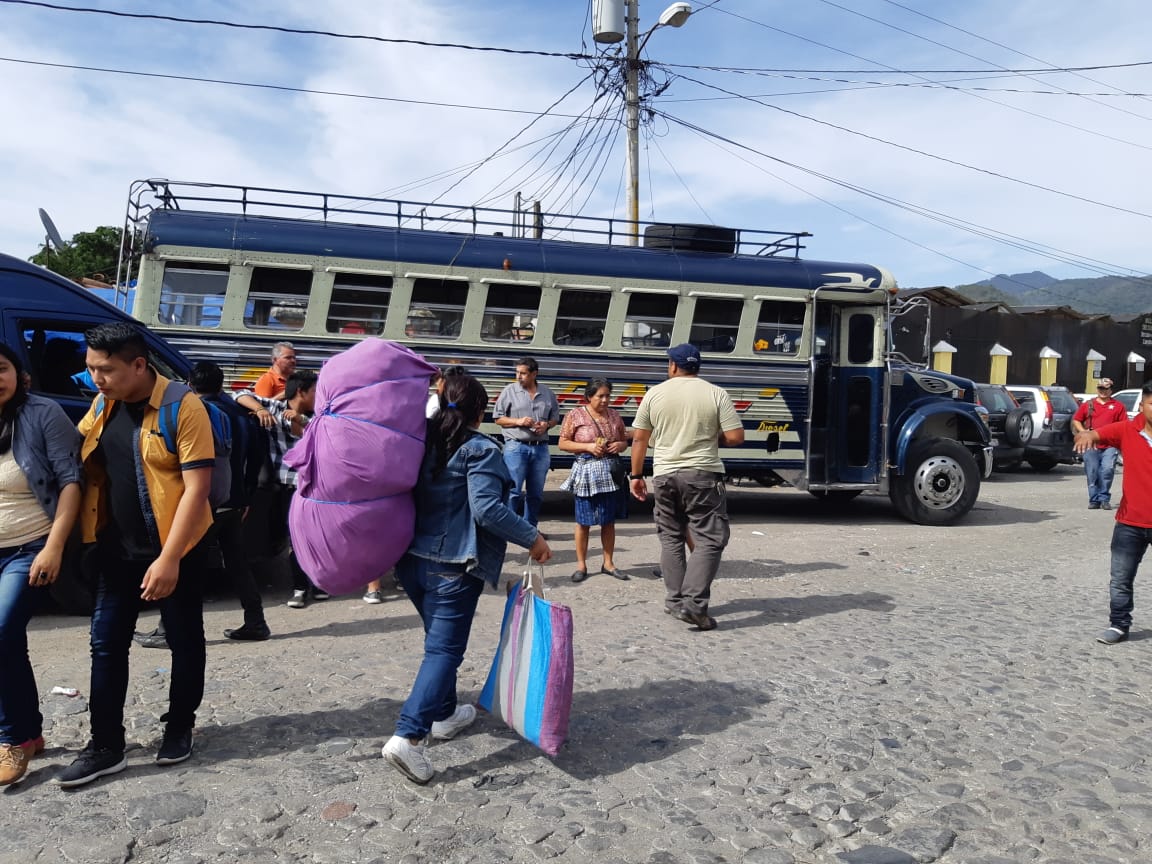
[119,178,811,284]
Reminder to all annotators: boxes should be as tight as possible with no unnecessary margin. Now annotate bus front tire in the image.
[890,439,980,525]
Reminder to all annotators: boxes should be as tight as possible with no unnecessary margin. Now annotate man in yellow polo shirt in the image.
[57,323,216,788]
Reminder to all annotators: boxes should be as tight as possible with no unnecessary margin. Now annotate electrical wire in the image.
[0,55,595,119]
[668,72,1152,217]
[814,0,1152,124]
[0,0,592,60]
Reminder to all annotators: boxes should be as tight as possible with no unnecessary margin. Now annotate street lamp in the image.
[624,1,692,246]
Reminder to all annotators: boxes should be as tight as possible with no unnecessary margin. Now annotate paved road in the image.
[7,465,1151,864]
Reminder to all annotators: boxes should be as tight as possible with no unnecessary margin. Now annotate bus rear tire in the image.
[890,439,979,525]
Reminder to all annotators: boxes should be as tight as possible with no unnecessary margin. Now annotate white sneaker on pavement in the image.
[286,590,307,609]
[382,735,433,784]
[431,703,477,740]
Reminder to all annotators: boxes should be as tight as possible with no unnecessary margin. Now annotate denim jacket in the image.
[408,431,538,586]
[11,394,83,521]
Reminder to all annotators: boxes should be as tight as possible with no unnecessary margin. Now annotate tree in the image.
[30,226,124,283]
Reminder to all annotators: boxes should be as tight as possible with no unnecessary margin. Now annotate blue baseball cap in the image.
[667,343,701,371]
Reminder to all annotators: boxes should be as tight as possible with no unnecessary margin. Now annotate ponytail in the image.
[428,374,489,476]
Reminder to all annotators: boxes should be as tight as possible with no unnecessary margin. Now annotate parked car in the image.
[973,383,1033,470]
[1006,385,1079,471]
[1112,388,1142,420]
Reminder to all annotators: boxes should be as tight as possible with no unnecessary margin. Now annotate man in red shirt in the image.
[1074,383,1152,644]
[1071,378,1127,510]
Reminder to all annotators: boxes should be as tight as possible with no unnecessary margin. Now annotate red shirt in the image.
[1074,397,1128,449]
[1097,416,1152,528]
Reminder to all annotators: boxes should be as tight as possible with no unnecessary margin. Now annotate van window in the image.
[21,322,184,398]
[689,298,741,354]
[244,267,311,332]
[326,273,392,335]
[753,300,804,354]
[407,278,468,339]
[622,293,676,349]
[159,262,228,328]
[553,290,609,348]
[481,283,540,344]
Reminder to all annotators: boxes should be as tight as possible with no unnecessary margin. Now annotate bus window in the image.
[622,293,676,349]
[481,283,540,344]
[407,278,468,339]
[326,273,392,335]
[553,289,609,348]
[848,313,876,364]
[244,267,311,332]
[753,299,805,355]
[689,298,741,354]
[159,262,228,328]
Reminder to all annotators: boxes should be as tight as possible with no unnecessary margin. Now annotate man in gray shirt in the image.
[493,357,559,528]
[629,344,745,631]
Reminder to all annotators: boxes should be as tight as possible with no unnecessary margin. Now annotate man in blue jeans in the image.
[493,357,559,528]
[1071,378,1127,510]
[1074,382,1152,645]
[56,323,217,788]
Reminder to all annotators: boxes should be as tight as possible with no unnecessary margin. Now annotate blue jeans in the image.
[394,554,485,740]
[0,538,47,745]
[1083,446,1120,505]
[88,541,209,751]
[503,441,550,527]
[1109,522,1152,630]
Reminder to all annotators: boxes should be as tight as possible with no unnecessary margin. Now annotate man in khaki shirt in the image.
[630,344,744,631]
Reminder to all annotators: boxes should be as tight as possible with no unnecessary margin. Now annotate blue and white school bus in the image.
[115,179,991,525]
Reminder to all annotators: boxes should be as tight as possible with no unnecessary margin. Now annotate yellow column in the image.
[1084,350,1105,392]
[1039,347,1061,386]
[931,340,956,374]
[989,343,1012,385]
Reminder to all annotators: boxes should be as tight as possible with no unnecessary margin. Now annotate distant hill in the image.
[944,271,1152,316]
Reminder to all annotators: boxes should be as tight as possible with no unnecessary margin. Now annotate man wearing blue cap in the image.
[629,344,744,630]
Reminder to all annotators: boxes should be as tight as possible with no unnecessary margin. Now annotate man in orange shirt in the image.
[253,342,297,399]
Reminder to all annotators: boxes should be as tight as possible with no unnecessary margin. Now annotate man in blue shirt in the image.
[492,357,559,528]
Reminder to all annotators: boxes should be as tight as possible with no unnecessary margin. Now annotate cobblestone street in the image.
[5,465,1150,864]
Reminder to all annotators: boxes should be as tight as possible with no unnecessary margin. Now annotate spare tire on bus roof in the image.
[643,223,737,254]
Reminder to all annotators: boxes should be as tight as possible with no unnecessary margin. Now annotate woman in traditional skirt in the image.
[558,378,631,583]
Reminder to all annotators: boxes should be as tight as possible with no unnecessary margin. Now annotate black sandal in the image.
[571,569,589,583]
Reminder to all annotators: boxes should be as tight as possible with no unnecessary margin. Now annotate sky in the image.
[2,0,1152,298]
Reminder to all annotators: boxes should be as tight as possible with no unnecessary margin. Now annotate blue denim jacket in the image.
[11,394,83,521]
[408,431,538,587]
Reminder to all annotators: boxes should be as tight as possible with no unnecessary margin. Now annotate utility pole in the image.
[624,0,642,246]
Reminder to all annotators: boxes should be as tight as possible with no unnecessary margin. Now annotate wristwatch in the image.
[629,472,645,480]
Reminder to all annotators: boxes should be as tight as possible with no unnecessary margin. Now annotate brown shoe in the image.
[0,742,30,786]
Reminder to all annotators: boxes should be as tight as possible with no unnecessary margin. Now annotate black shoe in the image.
[224,622,271,641]
[1089,502,1101,510]
[601,566,630,581]
[1101,501,1114,511]
[133,628,169,649]
[55,744,127,788]
[571,569,589,583]
[310,589,330,601]
[156,728,193,765]
[676,609,717,631]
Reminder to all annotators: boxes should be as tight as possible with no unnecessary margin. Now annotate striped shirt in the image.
[242,392,309,488]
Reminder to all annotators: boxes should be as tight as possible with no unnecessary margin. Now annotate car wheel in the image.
[890,439,980,525]
[1004,408,1034,447]
[1027,456,1058,471]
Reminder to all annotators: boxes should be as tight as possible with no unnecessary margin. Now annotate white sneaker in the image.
[382,735,433,784]
[431,703,477,740]
[362,590,384,604]
[286,590,307,609]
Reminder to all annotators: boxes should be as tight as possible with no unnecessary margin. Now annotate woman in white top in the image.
[0,341,82,785]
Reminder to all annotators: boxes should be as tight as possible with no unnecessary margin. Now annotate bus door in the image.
[828,307,884,484]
